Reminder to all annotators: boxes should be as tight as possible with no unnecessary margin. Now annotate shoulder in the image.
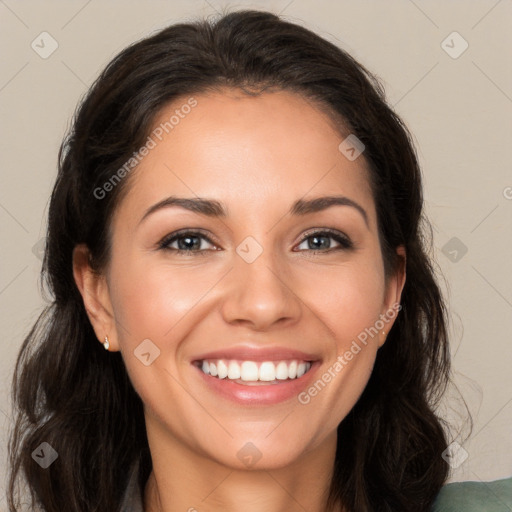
[432,476,512,511]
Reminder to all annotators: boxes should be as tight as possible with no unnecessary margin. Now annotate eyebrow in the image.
[138,195,369,228]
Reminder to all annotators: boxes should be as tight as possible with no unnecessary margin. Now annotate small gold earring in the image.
[103,335,110,351]
[382,331,387,339]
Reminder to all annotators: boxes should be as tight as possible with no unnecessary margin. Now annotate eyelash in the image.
[157,228,354,256]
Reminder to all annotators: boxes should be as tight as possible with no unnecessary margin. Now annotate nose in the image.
[220,241,302,331]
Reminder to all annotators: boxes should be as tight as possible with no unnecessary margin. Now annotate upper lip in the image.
[192,345,321,363]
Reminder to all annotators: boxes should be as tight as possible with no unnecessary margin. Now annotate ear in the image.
[72,243,119,351]
[378,245,406,348]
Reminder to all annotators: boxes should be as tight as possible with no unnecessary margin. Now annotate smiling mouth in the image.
[194,359,313,385]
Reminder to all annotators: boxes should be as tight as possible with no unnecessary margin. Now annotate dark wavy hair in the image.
[8,8,457,511]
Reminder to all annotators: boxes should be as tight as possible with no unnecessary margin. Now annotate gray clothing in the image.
[120,463,144,512]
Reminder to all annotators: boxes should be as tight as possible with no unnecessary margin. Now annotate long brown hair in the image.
[8,9,455,511]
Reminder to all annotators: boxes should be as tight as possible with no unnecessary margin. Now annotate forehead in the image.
[112,88,375,230]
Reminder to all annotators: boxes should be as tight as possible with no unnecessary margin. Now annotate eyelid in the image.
[158,228,219,248]
[299,227,351,242]
[296,227,353,250]
[158,227,354,253]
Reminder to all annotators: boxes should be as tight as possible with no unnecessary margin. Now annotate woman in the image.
[7,8,466,512]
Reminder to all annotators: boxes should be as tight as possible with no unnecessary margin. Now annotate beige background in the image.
[1,0,511,507]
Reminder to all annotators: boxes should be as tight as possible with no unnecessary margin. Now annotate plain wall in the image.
[1,0,511,508]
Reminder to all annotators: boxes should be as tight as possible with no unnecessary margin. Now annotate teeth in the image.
[217,360,228,379]
[240,361,258,381]
[227,361,241,380]
[288,361,297,379]
[259,361,275,381]
[275,362,289,380]
[199,359,312,382]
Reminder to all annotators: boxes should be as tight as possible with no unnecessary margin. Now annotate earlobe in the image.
[384,245,406,310]
[379,245,406,348]
[393,245,407,305]
[378,330,387,348]
[72,244,117,350]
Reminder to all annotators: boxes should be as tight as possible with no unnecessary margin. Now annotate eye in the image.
[294,229,353,253]
[158,228,353,256]
[158,230,218,256]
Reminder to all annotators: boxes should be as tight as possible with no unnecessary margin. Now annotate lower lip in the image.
[193,362,320,405]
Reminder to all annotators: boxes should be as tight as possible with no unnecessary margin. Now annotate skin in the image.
[73,88,406,512]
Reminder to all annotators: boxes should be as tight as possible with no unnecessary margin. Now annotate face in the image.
[77,88,405,471]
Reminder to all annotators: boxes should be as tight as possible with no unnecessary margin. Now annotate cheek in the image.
[108,255,225,400]
[109,258,210,423]
[109,255,212,344]
[299,257,385,343]
[294,259,384,417]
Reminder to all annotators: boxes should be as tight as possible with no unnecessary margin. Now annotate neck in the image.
[143,419,342,512]
[144,469,342,512]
